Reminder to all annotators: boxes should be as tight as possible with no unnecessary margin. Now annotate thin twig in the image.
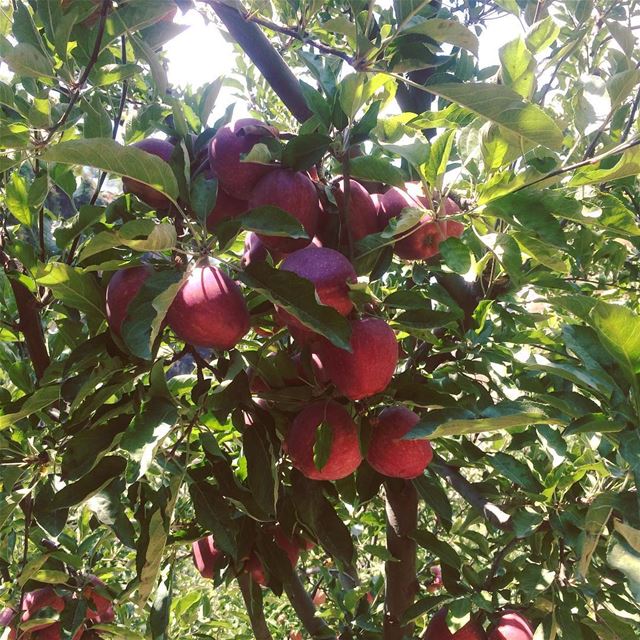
[621,87,640,143]
[44,0,112,144]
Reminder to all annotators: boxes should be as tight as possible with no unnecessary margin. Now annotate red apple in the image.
[249,169,320,254]
[313,318,398,400]
[105,265,152,336]
[205,184,248,231]
[241,232,282,268]
[32,623,63,640]
[378,186,422,231]
[488,612,533,640]
[285,400,362,480]
[425,609,487,639]
[122,138,174,210]
[291,351,328,386]
[326,178,378,245]
[366,406,433,479]
[192,535,227,579]
[21,588,65,623]
[246,526,300,586]
[275,246,356,336]
[83,576,114,624]
[209,118,278,197]
[167,265,250,350]
[427,565,443,592]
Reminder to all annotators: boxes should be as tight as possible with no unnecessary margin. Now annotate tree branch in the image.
[283,571,336,640]
[430,455,512,530]
[205,0,312,123]
[237,572,273,640]
[383,479,418,640]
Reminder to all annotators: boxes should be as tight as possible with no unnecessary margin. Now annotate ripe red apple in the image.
[192,535,227,579]
[249,169,320,254]
[167,265,250,349]
[246,526,300,586]
[325,178,378,245]
[378,187,422,231]
[83,576,114,624]
[209,118,278,197]
[366,406,433,479]
[105,265,152,336]
[275,246,356,336]
[122,138,174,210]
[205,182,248,231]
[291,351,328,386]
[425,609,487,639]
[312,589,327,606]
[488,612,533,640]
[427,565,443,593]
[21,588,65,622]
[285,400,362,480]
[313,318,398,400]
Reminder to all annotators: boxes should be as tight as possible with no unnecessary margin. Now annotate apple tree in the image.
[1,0,640,639]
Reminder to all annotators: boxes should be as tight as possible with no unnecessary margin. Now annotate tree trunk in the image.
[383,479,418,640]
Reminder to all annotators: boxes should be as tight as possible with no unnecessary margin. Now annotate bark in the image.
[283,571,336,640]
[383,479,418,640]
[237,572,273,640]
[206,1,312,123]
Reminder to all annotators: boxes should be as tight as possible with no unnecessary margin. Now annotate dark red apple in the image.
[122,138,174,210]
[209,118,278,197]
[21,588,65,622]
[313,318,398,400]
[246,526,300,586]
[324,178,378,245]
[285,400,362,480]
[83,576,114,624]
[366,406,433,479]
[275,246,356,336]
[378,186,422,231]
[424,609,487,639]
[488,612,533,640]
[105,265,152,336]
[249,169,320,254]
[192,535,227,579]
[166,265,250,350]
[205,185,248,231]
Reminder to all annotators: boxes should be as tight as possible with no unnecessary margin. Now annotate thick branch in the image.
[383,479,418,640]
[206,0,312,123]
[237,572,273,640]
[0,250,50,381]
[430,455,512,530]
[283,571,336,640]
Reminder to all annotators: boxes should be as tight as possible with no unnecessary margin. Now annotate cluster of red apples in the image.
[1,579,114,640]
[107,117,464,486]
[424,608,534,640]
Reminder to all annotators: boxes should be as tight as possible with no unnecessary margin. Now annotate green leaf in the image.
[91,63,143,87]
[300,80,332,126]
[490,452,543,493]
[84,94,113,139]
[54,205,104,249]
[50,456,128,510]
[4,42,54,78]
[499,36,536,99]
[349,156,404,188]
[120,399,177,479]
[526,17,560,53]
[190,174,218,227]
[42,139,178,201]
[137,473,182,607]
[591,302,640,379]
[0,385,59,431]
[608,534,640,600]
[35,262,105,319]
[281,133,332,171]
[339,72,366,119]
[243,427,278,519]
[238,206,310,239]
[413,529,462,567]
[6,172,31,225]
[570,145,640,186]
[422,129,454,189]
[512,231,570,273]
[237,262,351,351]
[577,492,616,579]
[404,17,479,56]
[407,401,557,439]
[313,420,333,472]
[199,77,224,125]
[426,83,564,151]
[439,237,471,274]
